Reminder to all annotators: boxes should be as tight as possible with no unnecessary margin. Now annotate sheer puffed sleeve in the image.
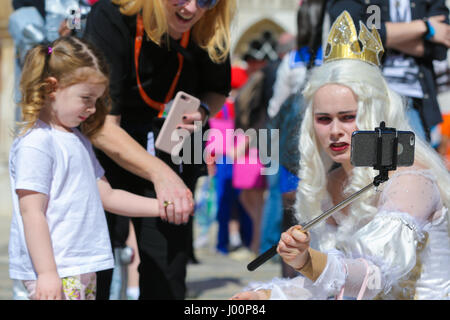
[243,276,314,300]
[331,170,439,299]
[242,223,340,300]
[377,170,442,223]
[243,170,440,300]
[338,210,427,299]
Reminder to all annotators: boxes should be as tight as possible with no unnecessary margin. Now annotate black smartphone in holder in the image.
[351,129,415,168]
[247,122,414,272]
[351,122,415,185]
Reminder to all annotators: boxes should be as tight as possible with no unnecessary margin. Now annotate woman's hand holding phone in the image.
[176,109,205,133]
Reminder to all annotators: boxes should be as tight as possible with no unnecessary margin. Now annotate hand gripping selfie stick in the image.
[247,122,401,272]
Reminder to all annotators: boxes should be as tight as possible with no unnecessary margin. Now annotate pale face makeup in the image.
[312,84,359,173]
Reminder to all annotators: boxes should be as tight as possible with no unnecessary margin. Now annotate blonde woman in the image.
[84,0,236,299]
[232,12,450,300]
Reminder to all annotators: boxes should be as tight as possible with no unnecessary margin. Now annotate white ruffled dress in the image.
[246,169,450,300]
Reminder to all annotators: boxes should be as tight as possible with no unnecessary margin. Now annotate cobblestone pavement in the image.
[0,214,280,300]
[0,215,12,300]
[0,163,280,300]
[186,224,281,300]
[0,165,281,300]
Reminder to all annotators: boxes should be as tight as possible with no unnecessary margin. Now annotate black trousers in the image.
[129,146,200,300]
[132,216,191,300]
[96,214,193,300]
[96,169,201,300]
[95,121,204,300]
[130,158,198,300]
[95,213,131,300]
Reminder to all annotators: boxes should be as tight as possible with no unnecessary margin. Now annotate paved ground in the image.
[0,164,12,300]
[0,163,281,300]
[0,214,281,300]
[0,215,11,300]
[185,224,281,300]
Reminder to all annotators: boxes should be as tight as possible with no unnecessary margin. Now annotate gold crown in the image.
[324,11,384,66]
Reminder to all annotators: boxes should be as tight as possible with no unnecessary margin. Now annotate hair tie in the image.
[47,46,53,55]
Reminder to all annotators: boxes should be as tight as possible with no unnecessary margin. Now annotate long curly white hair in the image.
[295,59,450,248]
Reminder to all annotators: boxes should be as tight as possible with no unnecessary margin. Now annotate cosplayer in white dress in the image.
[245,168,450,300]
[235,11,450,300]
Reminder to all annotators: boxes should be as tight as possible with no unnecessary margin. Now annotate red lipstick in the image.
[330,142,349,152]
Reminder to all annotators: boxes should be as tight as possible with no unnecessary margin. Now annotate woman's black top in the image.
[84,0,230,124]
[83,0,231,187]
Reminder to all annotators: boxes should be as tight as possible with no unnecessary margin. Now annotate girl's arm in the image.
[92,115,194,224]
[97,176,168,218]
[18,190,62,300]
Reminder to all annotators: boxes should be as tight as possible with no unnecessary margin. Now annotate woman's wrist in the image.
[296,248,328,282]
[294,250,311,272]
[199,102,210,125]
[147,156,175,182]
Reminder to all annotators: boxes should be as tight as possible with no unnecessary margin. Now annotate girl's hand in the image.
[277,225,311,270]
[35,272,62,300]
[230,290,270,300]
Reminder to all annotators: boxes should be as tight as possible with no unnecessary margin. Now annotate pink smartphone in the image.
[155,91,200,155]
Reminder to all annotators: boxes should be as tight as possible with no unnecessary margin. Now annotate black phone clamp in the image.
[247,121,400,272]
[373,121,399,186]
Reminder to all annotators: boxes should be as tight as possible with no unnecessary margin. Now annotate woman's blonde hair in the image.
[296,59,450,243]
[19,36,111,138]
[112,0,236,63]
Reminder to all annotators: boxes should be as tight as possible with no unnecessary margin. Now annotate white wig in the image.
[295,59,450,247]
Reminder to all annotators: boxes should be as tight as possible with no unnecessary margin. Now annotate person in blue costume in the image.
[263,0,326,277]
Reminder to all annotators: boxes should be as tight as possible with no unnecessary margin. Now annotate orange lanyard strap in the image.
[134,13,190,117]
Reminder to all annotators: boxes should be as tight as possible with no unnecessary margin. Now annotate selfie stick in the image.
[247,122,398,272]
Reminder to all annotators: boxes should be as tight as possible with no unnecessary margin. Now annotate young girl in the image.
[8,36,191,300]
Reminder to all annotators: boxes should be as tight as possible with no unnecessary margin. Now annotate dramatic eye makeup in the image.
[315,115,332,124]
[340,113,356,121]
[314,110,357,124]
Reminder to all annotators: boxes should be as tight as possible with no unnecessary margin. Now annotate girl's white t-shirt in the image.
[8,120,114,280]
